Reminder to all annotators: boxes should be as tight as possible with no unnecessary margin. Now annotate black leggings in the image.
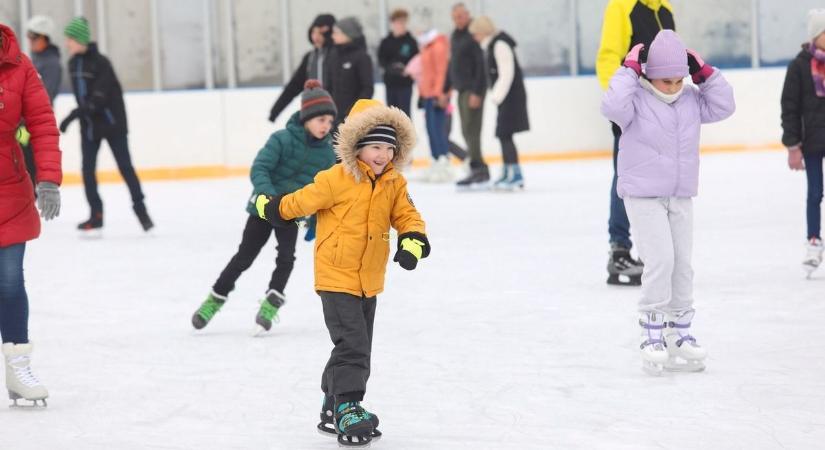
[213,215,298,297]
[500,134,519,165]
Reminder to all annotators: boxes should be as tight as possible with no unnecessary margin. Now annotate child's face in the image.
[650,77,684,95]
[304,115,334,139]
[358,143,395,175]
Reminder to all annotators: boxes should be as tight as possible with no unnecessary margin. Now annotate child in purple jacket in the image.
[601,30,735,375]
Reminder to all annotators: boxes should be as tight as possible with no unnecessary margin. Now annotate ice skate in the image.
[191,291,227,330]
[426,155,453,183]
[253,289,286,336]
[133,203,154,233]
[3,343,48,408]
[639,312,668,376]
[607,244,643,286]
[493,164,525,191]
[663,310,707,372]
[456,166,490,191]
[317,396,381,442]
[332,401,375,448]
[77,213,103,239]
[803,238,823,279]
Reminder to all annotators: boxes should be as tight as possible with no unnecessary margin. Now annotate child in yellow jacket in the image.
[257,99,429,446]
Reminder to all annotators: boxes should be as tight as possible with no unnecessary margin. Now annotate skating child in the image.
[257,99,429,446]
[600,30,735,374]
[191,80,337,333]
[781,9,825,277]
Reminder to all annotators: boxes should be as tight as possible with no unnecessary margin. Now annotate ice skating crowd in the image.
[0,0,824,446]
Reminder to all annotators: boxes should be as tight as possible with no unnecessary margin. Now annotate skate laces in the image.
[667,320,698,347]
[258,299,281,322]
[9,356,41,388]
[639,316,666,350]
[198,297,223,320]
[337,402,370,431]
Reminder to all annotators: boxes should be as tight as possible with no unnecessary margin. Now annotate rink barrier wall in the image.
[52,68,787,185]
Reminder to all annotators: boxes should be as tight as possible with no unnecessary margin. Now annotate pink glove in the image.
[623,43,644,76]
[788,145,805,171]
[687,48,714,84]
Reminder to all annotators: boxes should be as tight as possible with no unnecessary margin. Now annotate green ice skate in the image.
[254,289,286,333]
[192,291,227,329]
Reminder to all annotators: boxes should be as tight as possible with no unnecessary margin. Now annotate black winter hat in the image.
[307,14,336,45]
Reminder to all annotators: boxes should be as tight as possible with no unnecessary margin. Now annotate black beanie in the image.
[308,14,336,45]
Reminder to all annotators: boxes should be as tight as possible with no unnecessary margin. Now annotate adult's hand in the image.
[788,145,805,171]
[468,93,482,109]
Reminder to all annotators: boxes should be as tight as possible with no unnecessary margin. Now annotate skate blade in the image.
[337,433,372,448]
[78,229,103,240]
[804,263,818,279]
[641,360,665,376]
[9,392,48,409]
[607,274,641,286]
[664,358,706,373]
[456,183,491,192]
[251,325,271,337]
[318,422,381,440]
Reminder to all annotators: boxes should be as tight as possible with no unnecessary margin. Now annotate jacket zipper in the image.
[673,103,680,196]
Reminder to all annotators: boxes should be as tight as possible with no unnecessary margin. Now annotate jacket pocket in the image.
[332,234,345,267]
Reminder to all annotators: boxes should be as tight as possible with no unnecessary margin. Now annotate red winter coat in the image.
[0,24,62,247]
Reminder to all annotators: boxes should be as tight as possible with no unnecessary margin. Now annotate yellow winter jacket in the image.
[595,0,675,90]
[278,100,426,297]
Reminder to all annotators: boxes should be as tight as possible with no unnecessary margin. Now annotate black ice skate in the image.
[133,203,154,232]
[456,166,490,191]
[77,213,103,238]
[607,244,643,286]
[317,395,381,444]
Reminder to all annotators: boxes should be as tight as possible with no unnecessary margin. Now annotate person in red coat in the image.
[0,24,62,407]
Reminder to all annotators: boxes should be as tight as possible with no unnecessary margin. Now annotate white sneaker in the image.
[803,238,823,278]
[3,343,48,406]
[663,310,706,372]
[638,312,668,375]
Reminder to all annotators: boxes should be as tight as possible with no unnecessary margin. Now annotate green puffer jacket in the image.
[245,112,336,216]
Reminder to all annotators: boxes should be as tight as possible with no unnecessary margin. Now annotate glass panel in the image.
[158,0,206,89]
[759,0,823,66]
[576,0,605,75]
[287,0,381,76]
[103,0,154,90]
[482,0,571,76]
[232,0,283,87]
[0,1,21,37]
[670,0,751,68]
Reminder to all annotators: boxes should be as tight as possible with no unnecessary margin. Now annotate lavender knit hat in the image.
[645,30,689,80]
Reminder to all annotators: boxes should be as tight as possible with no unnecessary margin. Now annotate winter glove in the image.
[36,182,61,221]
[15,126,30,146]
[686,48,714,84]
[623,43,645,76]
[255,194,294,227]
[788,145,805,171]
[59,109,80,133]
[393,232,431,271]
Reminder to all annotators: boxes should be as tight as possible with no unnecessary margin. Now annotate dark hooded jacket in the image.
[67,42,128,140]
[324,37,374,121]
[30,44,62,104]
[781,44,825,153]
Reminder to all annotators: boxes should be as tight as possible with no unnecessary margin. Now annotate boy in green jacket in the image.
[191,80,337,333]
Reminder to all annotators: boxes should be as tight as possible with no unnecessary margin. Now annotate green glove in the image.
[16,126,30,146]
[255,194,294,228]
[255,194,270,220]
[393,232,430,270]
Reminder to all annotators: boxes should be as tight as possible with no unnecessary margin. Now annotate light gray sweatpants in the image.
[624,197,694,314]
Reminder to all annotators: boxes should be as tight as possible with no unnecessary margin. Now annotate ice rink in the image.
[2,150,824,449]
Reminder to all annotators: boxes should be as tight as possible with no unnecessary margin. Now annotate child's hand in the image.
[393,232,430,271]
[255,194,295,227]
[788,146,805,171]
[687,49,714,84]
[623,44,645,76]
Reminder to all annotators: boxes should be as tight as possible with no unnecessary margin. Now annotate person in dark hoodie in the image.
[378,8,418,117]
[17,15,62,186]
[59,17,153,233]
[268,14,336,123]
[326,17,374,123]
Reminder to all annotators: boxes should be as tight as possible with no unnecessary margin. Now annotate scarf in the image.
[809,42,825,97]
[639,77,683,104]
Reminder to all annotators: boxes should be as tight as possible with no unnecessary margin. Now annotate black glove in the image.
[255,194,295,227]
[59,109,79,133]
[393,232,430,271]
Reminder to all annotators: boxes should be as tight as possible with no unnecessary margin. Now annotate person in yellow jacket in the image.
[256,99,429,445]
[596,0,675,286]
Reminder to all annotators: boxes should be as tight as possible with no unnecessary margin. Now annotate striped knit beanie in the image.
[300,79,337,122]
[64,17,91,45]
[356,125,397,149]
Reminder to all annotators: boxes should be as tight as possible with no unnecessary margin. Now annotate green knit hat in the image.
[64,17,91,45]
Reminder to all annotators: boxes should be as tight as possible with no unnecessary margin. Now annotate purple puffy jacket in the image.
[601,66,735,199]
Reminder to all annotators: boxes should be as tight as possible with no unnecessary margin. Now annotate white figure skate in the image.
[638,312,668,376]
[663,310,707,372]
[803,238,823,279]
[3,343,48,408]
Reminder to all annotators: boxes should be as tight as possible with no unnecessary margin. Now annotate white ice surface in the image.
[2,151,824,449]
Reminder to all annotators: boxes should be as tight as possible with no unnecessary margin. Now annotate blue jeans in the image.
[0,243,29,344]
[804,152,825,240]
[424,98,449,159]
[609,125,632,249]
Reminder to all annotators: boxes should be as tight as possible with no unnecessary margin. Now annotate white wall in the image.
[52,67,786,176]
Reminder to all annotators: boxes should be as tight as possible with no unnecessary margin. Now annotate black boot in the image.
[133,203,154,232]
[77,212,103,231]
[456,165,490,189]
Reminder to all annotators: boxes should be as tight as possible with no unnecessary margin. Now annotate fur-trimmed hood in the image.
[334,103,416,182]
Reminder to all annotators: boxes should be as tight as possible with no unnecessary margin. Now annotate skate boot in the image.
[191,291,227,330]
[3,343,48,408]
[639,311,669,376]
[492,164,511,190]
[803,238,823,278]
[496,164,525,191]
[133,203,154,232]
[334,401,375,447]
[318,395,381,439]
[607,244,643,286]
[663,310,707,372]
[77,212,103,238]
[456,165,490,191]
[253,289,286,335]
